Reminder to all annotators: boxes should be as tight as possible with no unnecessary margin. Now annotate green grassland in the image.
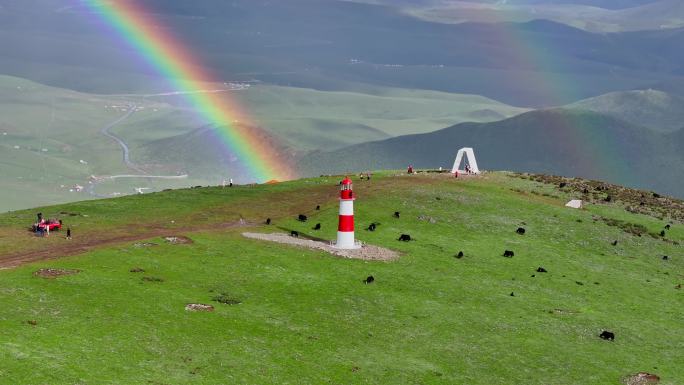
[0,172,681,384]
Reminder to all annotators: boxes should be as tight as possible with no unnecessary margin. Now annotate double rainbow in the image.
[82,0,293,182]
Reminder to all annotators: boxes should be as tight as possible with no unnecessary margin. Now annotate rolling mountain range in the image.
[298,92,684,197]
[1,0,684,107]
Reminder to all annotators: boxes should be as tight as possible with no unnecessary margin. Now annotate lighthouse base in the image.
[333,231,362,250]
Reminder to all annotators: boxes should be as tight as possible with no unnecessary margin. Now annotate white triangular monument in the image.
[451,147,480,174]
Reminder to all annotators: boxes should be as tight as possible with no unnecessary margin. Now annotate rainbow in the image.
[81,0,293,182]
[478,14,633,183]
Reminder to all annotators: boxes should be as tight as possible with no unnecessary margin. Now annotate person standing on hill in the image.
[66,228,72,240]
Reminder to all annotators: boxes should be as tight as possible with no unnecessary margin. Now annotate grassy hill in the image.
[568,89,684,132]
[298,108,684,198]
[0,74,526,212]
[0,172,681,384]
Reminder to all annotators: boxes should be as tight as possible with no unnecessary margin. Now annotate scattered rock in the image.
[163,236,193,244]
[621,372,660,385]
[33,268,80,279]
[417,214,437,224]
[185,303,214,312]
[549,308,580,315]
[134,242,158,248]
[27,320,37,326]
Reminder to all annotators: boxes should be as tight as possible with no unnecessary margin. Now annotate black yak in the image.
[599,331,615,341]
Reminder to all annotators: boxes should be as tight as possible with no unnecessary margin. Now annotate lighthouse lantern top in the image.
[340,176,354,199]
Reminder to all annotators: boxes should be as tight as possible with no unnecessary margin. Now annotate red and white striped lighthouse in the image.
[335,176,359,249]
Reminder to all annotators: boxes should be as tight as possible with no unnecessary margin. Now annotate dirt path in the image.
[0,221,248,270]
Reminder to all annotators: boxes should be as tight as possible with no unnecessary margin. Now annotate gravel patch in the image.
[185,303,214,312]
[242,232,399,261]
[33,268,81,279]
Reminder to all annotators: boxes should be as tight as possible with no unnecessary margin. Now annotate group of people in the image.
[406,163,474,178]
[33,212,71,239]
[359,171,373,180]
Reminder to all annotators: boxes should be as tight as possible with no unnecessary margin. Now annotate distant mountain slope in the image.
[399,0,684,32]
[298,109,684,197]
[140,124,298,181]
[2,0,684,106]
[568,89,684,132]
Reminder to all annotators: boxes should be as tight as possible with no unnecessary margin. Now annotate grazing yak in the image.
[599,331,615,341]
[316,205,320,210]
[393,211,400,218]
[398,234,412,241]
[367,223,377,231]
[290,230,299,238]
[456,251,464,258]
[313,223,321,230]
[611,240,618,246]
[363,276,375,284]
[516,227,526,235]
[536,267,547,273]
[503,250,515,258]
[665,224,671,230]
[298,214,308,222]
[266,218,271,225]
